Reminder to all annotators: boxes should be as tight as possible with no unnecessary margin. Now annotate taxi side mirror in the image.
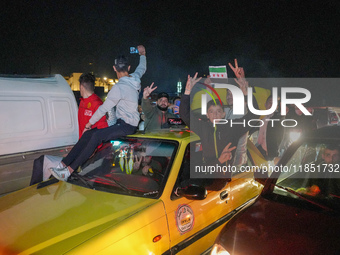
[175,184,207,200]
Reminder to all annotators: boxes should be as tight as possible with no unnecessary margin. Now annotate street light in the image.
[103,77,108,92]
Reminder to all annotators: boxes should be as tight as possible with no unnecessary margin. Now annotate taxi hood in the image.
[0,181,161,254]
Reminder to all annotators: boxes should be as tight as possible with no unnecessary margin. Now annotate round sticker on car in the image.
[175,204,195,234]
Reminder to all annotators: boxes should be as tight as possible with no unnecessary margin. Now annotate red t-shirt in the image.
[78,94,108,138]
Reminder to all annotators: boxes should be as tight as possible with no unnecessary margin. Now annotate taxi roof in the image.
[127,128,198,142]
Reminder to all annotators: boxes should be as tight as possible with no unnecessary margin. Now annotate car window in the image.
[171,141,205,199]
[272,142,340,211]
[68,138,178,199]
[171,140,257,199]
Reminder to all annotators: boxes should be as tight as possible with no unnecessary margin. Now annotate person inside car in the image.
[321,145,340,165]
[132,152,163,182]
[132,152,166,183]
[297,144,340,196]
[180,72,261,190]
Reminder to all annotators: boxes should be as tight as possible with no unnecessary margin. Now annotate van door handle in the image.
[220,190,228,200]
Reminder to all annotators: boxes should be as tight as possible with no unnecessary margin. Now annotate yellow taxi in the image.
[0,129,264,255]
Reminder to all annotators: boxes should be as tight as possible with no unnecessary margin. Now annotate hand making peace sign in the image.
[184,72,202,95]
[143,82,157,99]
[228,59,245,79]
[218,143,237,164]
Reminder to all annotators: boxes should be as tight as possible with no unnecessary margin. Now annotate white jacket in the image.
[89,55,146,127]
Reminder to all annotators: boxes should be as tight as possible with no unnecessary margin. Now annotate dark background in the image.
[1,0,339,94]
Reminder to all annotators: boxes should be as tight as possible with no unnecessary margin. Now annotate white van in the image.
[0,74,79,195]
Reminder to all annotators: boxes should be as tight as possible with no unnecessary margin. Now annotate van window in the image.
[51,99,74,131]
[0,97,45,137]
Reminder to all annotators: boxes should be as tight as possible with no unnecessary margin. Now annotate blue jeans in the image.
[63,119,137,170]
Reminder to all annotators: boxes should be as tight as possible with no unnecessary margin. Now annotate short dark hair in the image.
[173,96,181,103]
[207,99,224,111]
[79,73,95,92]
[325,144,340,152]
[157,92,169,100]
[114,55,129,72]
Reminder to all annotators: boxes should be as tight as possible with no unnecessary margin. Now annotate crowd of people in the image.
[45,45,320,191]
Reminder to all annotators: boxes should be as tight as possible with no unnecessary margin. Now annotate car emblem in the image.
[175,204,195,235]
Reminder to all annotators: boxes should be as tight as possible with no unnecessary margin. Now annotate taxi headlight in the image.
[210,243,231,255]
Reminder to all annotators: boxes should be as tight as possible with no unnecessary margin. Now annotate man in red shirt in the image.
[30,73,108,185]
[78,73,108,138]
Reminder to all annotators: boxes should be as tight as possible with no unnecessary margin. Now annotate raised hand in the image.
[229,59,248,95]
[235,78,249,95]
[228,59,245,79]
[204,75,212,86]
[133,155,143,171]
[143,82,157,99]
[184,72,202,95]
[137,45,146,56]
[218,143,237,164]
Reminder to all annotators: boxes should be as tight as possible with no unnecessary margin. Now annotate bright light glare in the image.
[289,131,301,142]
[111,141,121,146]
[210,244,230,255]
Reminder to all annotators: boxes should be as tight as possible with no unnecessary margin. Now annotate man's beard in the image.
[157,104,168,111]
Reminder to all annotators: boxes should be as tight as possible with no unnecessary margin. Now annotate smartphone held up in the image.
[130,47,139,54]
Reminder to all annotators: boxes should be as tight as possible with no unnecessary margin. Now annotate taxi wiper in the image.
[37,173,93,190]
[275,184,334,212]
[71,172,94,189]
[37,177,59,189]
[93,175,131,193]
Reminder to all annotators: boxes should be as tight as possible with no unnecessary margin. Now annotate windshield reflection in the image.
[68,138,178,198]
[272,142,340,211]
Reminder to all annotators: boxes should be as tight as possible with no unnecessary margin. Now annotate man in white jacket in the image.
[51,45,147,181]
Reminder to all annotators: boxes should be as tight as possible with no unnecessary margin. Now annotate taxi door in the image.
[161,142,238,254]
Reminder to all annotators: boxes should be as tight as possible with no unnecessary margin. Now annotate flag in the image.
[209,66,227,78]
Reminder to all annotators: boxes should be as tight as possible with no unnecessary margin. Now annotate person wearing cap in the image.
[50,45,147,181]
[141,84,176,131]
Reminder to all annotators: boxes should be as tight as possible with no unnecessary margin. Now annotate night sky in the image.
[1,0,339,94]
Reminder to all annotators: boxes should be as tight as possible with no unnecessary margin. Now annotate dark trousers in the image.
[63,119,137,170]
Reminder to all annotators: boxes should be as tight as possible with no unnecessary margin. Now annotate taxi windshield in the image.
[272,142,340,212]
[68,137,178,199]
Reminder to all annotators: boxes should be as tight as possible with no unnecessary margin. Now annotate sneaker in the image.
[56,162,65,169]
[50,167,70,181]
